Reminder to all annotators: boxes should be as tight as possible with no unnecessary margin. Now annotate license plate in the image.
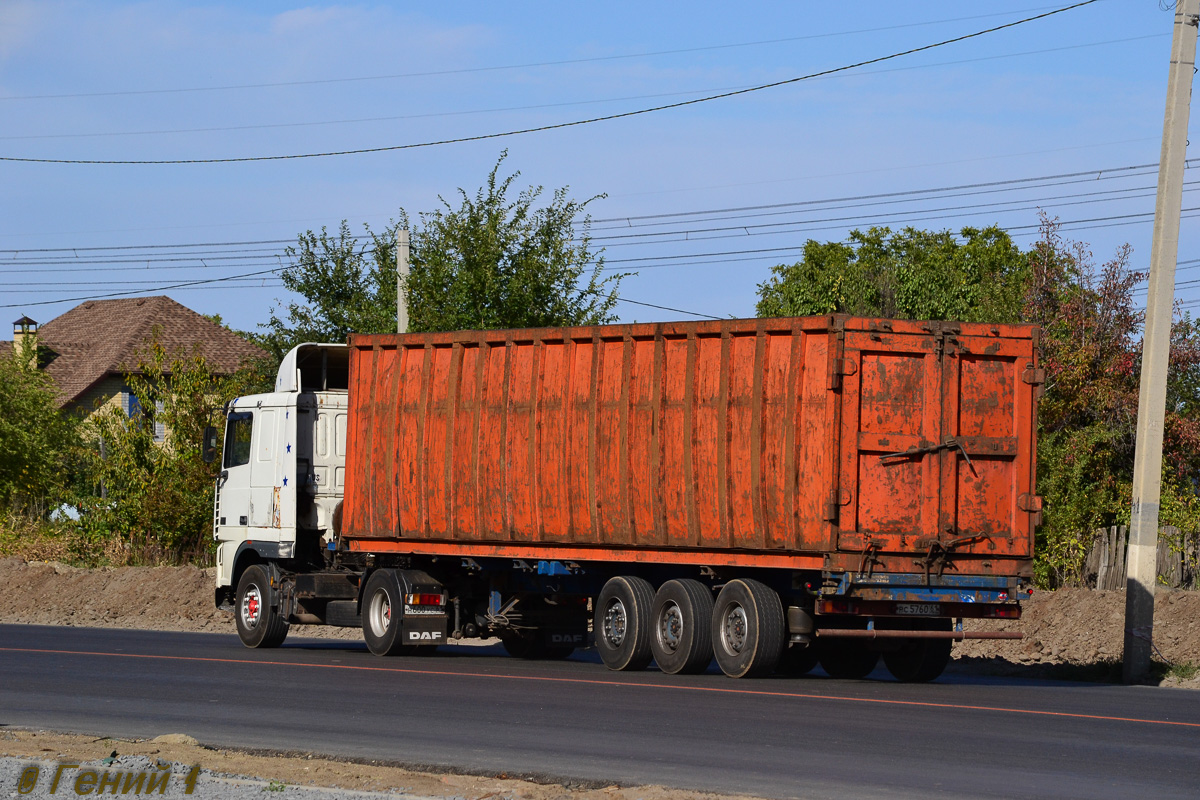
[896,603,941,616]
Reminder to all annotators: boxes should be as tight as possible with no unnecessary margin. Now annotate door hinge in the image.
[823,490,852,521]
[827,356,857,390]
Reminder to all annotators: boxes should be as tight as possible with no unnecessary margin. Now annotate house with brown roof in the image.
[2,297,266,427]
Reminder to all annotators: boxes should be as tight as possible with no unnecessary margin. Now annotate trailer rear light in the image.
[820,599,859,615]
[406,593,445,606]
[985,605,1020,619]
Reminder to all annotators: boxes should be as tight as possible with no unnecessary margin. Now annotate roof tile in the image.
[1,296,267,406]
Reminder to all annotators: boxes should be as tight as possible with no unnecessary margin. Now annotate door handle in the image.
[881,437,975,471]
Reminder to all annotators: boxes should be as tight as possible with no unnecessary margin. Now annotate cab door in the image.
[216,411,254,538]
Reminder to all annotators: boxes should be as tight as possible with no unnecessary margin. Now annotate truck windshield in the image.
[223,412,253,468]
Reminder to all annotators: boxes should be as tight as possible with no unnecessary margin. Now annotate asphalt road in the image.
[2,624,1198,800]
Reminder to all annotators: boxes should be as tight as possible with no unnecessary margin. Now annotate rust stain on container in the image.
[341,316,1040,571]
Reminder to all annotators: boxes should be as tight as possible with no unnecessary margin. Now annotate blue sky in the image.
[0,0,1194,333]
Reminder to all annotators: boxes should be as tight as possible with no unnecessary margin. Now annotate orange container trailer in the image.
[342,315,1040,577]
[213,315,1038,681]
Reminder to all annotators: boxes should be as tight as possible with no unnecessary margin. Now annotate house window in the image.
[125,392,166,443]
[224,412,253,468]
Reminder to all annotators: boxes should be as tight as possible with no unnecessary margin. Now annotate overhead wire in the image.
[1,32,1161,143]
[0,5,1069,103]
[0,156,1182,271]
[0,1,1102,165]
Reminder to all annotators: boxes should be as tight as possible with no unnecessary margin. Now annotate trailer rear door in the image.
[835,323,1039,561]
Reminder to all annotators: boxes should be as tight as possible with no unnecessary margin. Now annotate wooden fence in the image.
[1084,525,1199,590]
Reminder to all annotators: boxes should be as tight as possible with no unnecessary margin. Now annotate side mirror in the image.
[202,426,218,464]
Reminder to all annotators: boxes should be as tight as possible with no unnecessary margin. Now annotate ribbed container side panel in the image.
[341,317,1039,563]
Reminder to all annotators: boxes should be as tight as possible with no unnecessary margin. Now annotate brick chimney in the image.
[12,315,38,369]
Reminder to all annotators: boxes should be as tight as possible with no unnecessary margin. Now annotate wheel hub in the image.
[241,585,262,629]
[603,598,628,646]
[657,601,683,652]
[368,590,392,637]
[721,604,747,654]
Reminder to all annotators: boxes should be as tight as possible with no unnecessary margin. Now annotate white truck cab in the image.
[212,343,349,605]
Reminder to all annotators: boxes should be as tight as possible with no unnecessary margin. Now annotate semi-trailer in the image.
[208,314,1038,681]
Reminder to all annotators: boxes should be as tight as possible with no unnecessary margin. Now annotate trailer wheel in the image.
[778,643,819,676]
[818,640,879,680]
[882,620,953,683]
[650,579,714,675]
[361,569,413,657]
[711,579,785,678]
[594,576,655,671]
[235,564,289,648]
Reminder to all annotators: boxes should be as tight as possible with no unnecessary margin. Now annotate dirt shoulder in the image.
[0,729,763,800]
[1,556,1197,687]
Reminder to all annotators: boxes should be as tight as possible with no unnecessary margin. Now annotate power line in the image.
[614,297,724,320]
[587,183,1200,247]
[0,155,1175,267]
[590,161,1166,225]
[2,33,1160,143]
[0,6,1066,103]
[1,174,1166,267]
[0,1,1100,166]
[0,267,285,308]
[0,188,1180,276]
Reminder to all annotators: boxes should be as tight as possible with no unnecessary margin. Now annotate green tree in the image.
[74,335,266,564]
[260,154,620,360]
[756,225,1028,323]
[1024,220,1200,584]
[0,344,78,513]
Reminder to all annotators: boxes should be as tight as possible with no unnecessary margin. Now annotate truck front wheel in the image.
[235,564,289,649]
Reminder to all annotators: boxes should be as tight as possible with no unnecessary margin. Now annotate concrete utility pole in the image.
[396,229,411,334]
[1124,0,1198,684]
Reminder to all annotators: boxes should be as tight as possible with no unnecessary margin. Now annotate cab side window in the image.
[223,412,254,468]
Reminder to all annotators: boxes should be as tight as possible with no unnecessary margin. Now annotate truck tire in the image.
[778,643,819,676]
[650,579,714,675]
[235,564,289,648]
[818,639,879,680]
[711,579,785,678]
[361,569,415,657]
[594,576,655,671]
[882,620,953,683]
[501,634,575,660]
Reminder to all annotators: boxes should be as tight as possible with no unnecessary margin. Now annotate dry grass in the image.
[0,512,133,566]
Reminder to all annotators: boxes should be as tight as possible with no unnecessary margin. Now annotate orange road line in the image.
[2,646,1198,729]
